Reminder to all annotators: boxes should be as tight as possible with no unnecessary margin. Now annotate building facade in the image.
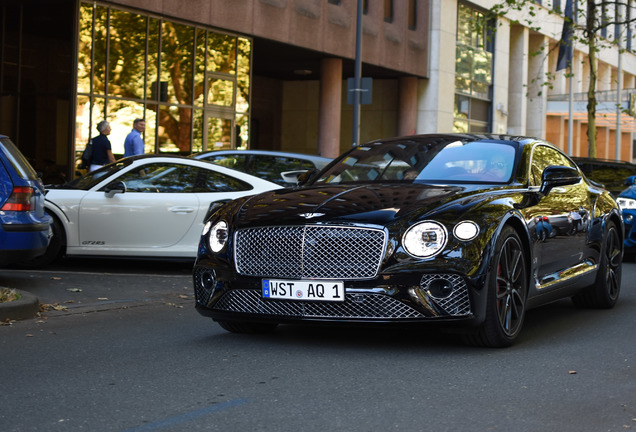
[1,0,635,184]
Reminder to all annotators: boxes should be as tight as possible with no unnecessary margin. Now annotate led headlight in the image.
[617,197,636,211]
[207,220,228,253]
[453,221,479,241]
[403,221,448,258]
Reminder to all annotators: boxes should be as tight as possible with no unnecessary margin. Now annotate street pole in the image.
[352,0,362,147]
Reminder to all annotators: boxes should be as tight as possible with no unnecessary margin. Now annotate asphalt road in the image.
[1,257,635,432]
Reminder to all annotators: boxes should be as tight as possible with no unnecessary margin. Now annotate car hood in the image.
[231,183,492,227]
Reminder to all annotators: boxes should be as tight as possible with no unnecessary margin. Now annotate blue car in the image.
[617,175,636,254]
[0,135,52,266]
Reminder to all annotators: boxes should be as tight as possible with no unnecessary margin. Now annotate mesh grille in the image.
[235,225,386,279]
[420,274,471,316]
[214,289,425,320]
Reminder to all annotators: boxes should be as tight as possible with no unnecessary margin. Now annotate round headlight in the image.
[403,221,448,258]
[207,221,228,253]
[453,221,479,241]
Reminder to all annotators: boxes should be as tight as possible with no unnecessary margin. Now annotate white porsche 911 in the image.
[30,155,282,266]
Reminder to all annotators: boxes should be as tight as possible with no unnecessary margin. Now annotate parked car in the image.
[193,134,623,348]
[192,149,332,185]
[617,175,636,255]
[0,135,52,266]
[571,157,636,196]
[28,155,282,267]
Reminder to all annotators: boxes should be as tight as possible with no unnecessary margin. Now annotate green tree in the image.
[487,0,635,158]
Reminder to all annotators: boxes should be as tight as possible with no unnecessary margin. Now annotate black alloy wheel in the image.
[572,220,622,308]
[464,226,528,348]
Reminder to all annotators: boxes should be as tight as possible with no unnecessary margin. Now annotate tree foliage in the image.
[486,0,636,158]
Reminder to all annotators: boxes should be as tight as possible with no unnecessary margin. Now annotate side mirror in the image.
[539,165,581,195]
[624,175,636,186]
[104,181,126,198]
[296,168,317,186]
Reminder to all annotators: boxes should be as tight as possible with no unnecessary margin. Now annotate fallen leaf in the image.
[569,370,577,374]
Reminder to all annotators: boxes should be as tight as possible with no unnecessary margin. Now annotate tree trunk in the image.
[586,0,598,158]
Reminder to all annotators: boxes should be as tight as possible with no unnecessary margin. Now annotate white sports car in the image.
[32,155,282,266]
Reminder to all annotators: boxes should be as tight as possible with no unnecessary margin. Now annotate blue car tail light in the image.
[1,186,35,212]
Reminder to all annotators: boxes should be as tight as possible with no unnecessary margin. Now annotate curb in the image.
[0,289,40,321]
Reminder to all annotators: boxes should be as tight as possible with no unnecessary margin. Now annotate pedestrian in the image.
[89,120,116,172]
[123,118,146,157]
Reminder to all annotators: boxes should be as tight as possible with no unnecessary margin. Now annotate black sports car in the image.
[193,134,623,347]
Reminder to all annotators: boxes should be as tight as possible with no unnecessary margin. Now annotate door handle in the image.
[169,206,195,214]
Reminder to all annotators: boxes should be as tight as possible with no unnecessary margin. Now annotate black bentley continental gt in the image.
[193,134,623,347]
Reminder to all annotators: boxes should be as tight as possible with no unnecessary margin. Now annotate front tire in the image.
[463,226,528,348]
[572,220,622,308]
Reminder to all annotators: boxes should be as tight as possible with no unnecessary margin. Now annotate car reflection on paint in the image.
[617,175,636,255]
[193,134,623,347]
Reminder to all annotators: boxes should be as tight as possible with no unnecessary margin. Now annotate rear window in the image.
[0,137,39,181]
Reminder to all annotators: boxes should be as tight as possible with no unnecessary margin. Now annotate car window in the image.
[205,154,249,171]
[251,156,315,184]
[313,140,517,185]
[195,169,253,192]
[0,137,39,181]
[68,159,130,190]
[530,145,576,186]
[116,163,198,193]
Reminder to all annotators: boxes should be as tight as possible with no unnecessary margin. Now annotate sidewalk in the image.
[0,263,194,320]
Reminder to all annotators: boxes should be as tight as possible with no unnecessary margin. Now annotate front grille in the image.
[213,289,425,320]
[234,225,386,279]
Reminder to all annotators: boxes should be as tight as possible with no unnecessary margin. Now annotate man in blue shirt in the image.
[123,118,146,157]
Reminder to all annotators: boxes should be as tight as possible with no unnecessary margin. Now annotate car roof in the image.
[193,149,331,163]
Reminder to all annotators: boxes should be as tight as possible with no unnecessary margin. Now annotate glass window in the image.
[384,0,393,22]
[250,156,315,184]
[117,163,197,193]
[161,22,195,106]
[108,9,147,99]
[207,32,237,74]
[454,3,493,133]
[530,145,576,185]
[158,105,192,154]
[75,3,251,170]
[408,0,417,29]
[196,169,253,192]
[204,154,249,170]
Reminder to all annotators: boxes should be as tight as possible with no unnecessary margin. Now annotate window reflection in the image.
[454,3,493,133]
[108,10,146,99]
[75,2,251,166]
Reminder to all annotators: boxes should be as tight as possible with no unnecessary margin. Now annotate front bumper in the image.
[623,209,636,251]
[193,263,486,326]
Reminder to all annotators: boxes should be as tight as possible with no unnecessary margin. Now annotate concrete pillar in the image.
[507,25,528,135]
[317,58,342,158]
[417,0,457,133]
[527,34,548,139]
[398,77,418,136]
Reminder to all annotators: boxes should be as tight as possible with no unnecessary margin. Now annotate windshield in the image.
[65,159,131,190]
[312,139,517,185]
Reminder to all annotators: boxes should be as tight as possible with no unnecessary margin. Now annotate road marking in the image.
[122,398,250,431]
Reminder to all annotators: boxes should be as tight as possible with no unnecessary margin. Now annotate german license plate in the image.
[262,279,344,302]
